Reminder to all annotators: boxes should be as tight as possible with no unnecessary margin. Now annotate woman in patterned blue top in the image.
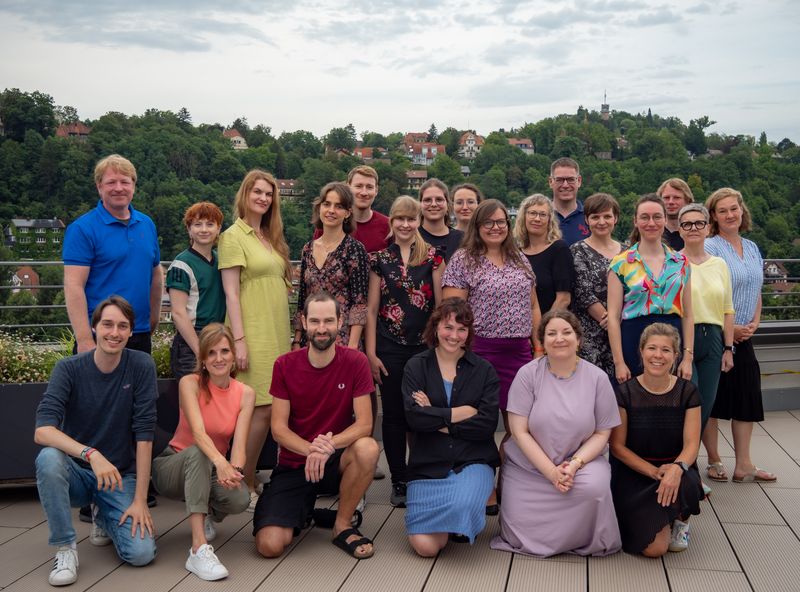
[702,188,777,484]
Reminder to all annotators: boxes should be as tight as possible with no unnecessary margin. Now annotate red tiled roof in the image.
[406,170,428,179]
[459,132,485,146]
[508,138,534,146]
[223,129,243,138]
[55,122,91,137]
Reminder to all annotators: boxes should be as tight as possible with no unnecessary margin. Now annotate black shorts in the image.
[170,331,199,380]
[252,449,344,536]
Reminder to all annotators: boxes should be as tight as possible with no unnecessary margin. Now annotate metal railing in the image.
[1,259,798,334]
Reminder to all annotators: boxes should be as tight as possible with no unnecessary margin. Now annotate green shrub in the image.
[0,331,71,383]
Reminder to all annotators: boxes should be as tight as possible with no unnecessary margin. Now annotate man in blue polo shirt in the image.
[63,154,162,355]
[549,157,589,246]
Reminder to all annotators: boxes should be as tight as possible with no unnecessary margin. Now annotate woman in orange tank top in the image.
[152,323,255,581]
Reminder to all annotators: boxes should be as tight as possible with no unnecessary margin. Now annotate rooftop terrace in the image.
[3,412,800,592]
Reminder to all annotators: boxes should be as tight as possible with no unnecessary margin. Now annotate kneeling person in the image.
[254,291,379,560]
[35,296,157,587]
[151,323,254,581]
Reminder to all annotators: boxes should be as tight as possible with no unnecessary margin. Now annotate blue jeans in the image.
[35,447,156,566]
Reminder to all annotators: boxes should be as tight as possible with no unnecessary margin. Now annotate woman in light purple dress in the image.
[491,310,622,557]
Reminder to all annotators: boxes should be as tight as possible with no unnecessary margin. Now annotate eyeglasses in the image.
[526,211,550,219]
[481,219,509,230]
[421,197,447,205]
[552,176,578,186]
[679,220,708,231]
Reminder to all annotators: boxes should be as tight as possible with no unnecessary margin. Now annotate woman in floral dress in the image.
[366,195,444,507]
[293,182,369,349]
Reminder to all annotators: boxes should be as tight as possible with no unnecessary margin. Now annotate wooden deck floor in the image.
[3,411,800,592]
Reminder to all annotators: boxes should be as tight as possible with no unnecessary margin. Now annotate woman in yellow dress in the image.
[219,169,292,509]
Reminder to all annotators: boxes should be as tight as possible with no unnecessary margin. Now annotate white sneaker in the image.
[246,490,259,513]
[356,495,366,513]
[89,504,111,547]
[185,544,229,581]
[204,515,217,542]
[48,546,78,586]
[669,519,690,552]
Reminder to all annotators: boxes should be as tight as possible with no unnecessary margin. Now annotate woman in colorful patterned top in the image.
[219,169,292,508]
[366,196,445,507]
[702,188,777,484]
[607,193,694,384]
[293,182,369,349]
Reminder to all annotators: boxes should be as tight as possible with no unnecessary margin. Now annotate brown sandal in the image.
[706,462,728,482]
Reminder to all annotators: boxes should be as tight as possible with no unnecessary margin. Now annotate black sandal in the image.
[332,527,374,559]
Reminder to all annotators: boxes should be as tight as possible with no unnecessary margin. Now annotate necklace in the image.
[639,375,674,394]
[316,238,341,253]
[546,358,578,380]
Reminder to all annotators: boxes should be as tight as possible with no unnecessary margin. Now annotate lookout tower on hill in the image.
[601,91,610,122]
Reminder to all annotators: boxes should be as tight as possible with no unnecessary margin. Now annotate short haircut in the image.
[583,192,620,220]
[91,295,135,329]
[347,165,379,185]
[94,154,137,185]
[303,290,341,318]
[678,203,709,222]
[514,194,562,247]
[639,322,681,354]
[537,309,583,349]
[423,297,475,349]
[705,187,752,236]
[657,178,694,204]
[312,182,355,234]
[550,157,580,176]
[183,201,224,229]
[451,183,484,203]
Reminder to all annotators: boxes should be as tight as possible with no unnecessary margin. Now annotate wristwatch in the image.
[723,345,735,353]
[672,461,688,472]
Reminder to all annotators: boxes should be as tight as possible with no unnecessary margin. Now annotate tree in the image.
[438,127,461,160]
[55,105,79,124]
[0,88,57,140]
[428,154,463,187]
[325,125,357,151]
[177,107,192,124]
[480,165,507,201]
[278,130,323,159]
[361,130,388,148]
[550,135,584,158]
[299,158,342,203]
[274,143,288,178]
[427,123,438,143]
[231,117,249,136]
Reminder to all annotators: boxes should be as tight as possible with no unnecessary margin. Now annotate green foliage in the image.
[428,154,463,187]
[325,124,357,151]
[0,88,57,141]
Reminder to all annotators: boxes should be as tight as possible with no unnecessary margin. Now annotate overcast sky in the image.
[1,0,798,142]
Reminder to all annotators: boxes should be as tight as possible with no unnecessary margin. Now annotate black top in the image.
[524,239,575,314]
[614,377,700,463]
[402,348,500,480]
[663,228,684,251]
[420,226,464,263]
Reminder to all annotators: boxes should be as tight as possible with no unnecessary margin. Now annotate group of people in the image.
[34,153,773,587]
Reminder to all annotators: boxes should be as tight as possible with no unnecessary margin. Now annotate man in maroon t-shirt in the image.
[313,165,390,254]
[253,292,379,560]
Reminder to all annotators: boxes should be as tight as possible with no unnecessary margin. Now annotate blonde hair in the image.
[514,194,562,247]
[94,154,137,185]
[388,195,431,267]
[705,187,752,236]
[233,169,292,284]
[657,178,694,204]
[195,323,237,403]
[347,165,379,185]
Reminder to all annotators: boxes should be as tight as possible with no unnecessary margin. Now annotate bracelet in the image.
[80,446,92,461]
[569,455,585,469]
[683,347,694,355]
[234,335,245,342]
[232,465,244,474]
[84,447,98,461]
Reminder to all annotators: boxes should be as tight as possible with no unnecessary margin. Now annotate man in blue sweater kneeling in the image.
[34,295,158,586]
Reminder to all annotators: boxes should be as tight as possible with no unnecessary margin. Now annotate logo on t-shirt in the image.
[338,383,345,390]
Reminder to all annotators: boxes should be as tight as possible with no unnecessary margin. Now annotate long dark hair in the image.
[461,199,532,277]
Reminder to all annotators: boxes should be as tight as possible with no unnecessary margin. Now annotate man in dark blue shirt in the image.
[34,296,157,586]
[550,157,589,245]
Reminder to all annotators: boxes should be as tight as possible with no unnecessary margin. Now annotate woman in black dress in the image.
[514,194,573,314]
[609,323,703,557]
[418,178,464,263]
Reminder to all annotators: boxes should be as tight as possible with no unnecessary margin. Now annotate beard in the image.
[308,330,336,352]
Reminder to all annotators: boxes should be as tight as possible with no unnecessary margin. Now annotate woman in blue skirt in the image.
[402,298,500,557]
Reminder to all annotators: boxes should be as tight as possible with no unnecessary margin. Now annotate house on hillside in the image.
[55,122,91,141]
[508,138,535,155]
[409,143,446,166]
[11,265,40,297]
[4,218,65,259]
[406,170,428,191]
[764,260,789,283]
[223,129,248,150]
[403,132,428,148]
[277,179,304,199]
[458,132,484,160]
